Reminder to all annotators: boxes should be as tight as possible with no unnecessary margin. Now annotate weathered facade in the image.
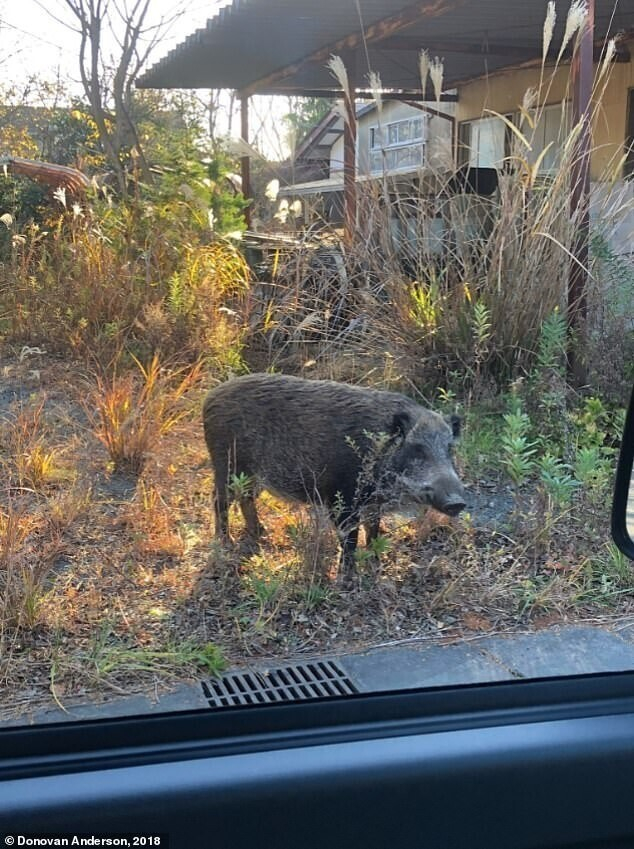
[280,99,454,224]
[454,41,634,253]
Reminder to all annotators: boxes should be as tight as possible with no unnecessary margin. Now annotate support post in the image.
[240,94,252,229]
[568,0,594,383]
[343,63,357,243]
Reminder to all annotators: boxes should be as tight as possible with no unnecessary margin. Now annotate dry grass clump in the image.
[121,481,186,558]
[246,239,400,386]
[1,400,67,491]
[0,505,43,631]
[250,149,581,392]
[0,396,77,656]
[0,202,251,367]
[86,353,204,475]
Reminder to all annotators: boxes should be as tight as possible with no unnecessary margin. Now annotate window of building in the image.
[457,115,509,168]
[369,116,427,173]
[524,101,570,172]
[459,103,569,173]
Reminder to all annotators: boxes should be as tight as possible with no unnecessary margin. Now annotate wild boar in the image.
[202,373,466,584]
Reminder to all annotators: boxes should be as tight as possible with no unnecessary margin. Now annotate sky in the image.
[0,0,291,157]
[1,0,218,90]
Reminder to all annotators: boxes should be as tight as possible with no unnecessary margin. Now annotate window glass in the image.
[369,116,427,173]
[525,102,570,172]
[0,1,632,733]
[462,116,507,168]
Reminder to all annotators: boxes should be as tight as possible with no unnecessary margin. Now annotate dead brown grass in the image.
[86,354,204,475]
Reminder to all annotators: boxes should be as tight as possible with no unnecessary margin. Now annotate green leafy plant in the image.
[302,583,330,611]
[228,472,255,501]
[573,445,612,493]
[537,452,579,508]
[501,403,537,486]
[534,308,567,376]
[572,396,612,450]
[355,533,392,563]
[472,300,492,365]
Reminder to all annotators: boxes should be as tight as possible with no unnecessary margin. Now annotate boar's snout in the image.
[439,497,467,517]
[397,473,466,517]
[430,474,467,517]
[409,471,466,517]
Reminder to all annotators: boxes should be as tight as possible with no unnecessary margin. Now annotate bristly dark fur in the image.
[203,373,465,585]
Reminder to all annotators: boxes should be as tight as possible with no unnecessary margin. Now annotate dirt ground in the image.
[1,348,632,721]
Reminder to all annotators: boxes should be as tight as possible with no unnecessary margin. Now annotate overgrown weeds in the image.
[86,353,203,475]
[249,15,632,399]
[0,198,251,368]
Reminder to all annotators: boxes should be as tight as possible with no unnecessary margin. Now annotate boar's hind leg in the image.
[240,495,266,542]
[211,454,231,543]
[332,505,360,588]
[213,482,230,542]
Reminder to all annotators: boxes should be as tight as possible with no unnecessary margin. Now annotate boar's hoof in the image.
[239,535,264,556]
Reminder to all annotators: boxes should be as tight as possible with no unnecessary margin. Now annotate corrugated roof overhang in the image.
[137,0,633,95]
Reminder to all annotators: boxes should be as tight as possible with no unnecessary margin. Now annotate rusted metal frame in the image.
[447,30,627,90]
[567,0,594,383]
[258,89,459,102]
[237,0,462,99]
[376,35,629,62]
[0,156,90,197]
[401,99,455,122]
[240,94,252,228]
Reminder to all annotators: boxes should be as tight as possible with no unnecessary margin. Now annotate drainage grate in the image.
[201,659,358,708]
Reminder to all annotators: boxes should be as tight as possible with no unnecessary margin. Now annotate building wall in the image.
[330,132,344,176]
[328,100,454,179]
[456,46,634,181]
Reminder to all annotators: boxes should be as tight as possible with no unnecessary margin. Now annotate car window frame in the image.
[611,382,634,560]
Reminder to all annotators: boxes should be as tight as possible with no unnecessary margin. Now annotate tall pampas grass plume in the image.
[557,0,588,63]
[429,56,444,105]
[419,49,429,100]
[327,54,351,99]
[542,1,557,62]
[368,70,383,114]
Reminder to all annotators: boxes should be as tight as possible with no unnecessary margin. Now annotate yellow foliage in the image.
[0,126,38,158]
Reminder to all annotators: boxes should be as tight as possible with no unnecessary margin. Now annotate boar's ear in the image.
[447,414,462,439]
[391,411,411,439]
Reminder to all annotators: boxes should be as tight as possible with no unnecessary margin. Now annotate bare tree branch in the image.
[38,0,187,195]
